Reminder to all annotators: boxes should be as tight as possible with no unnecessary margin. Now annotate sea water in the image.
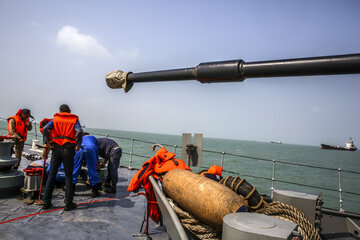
[81,127,360,214]
[1,120,359,214]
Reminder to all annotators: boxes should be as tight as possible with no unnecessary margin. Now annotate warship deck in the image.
[0,151,168,240]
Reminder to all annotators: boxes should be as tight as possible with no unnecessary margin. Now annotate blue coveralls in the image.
[46,154,82,184]
[74,136,100,187]
[49,135,100,187]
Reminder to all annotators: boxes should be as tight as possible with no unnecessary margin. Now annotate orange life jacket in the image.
[128,147,190,223]
[39,118,52,135]
[128,147,190,191]
[7,109,30,141]
[206,165,223,176]
[50,113,78,145]
[200,165,223,181]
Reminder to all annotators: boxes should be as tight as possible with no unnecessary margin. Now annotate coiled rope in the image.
[220,175,321,240]
[255,201,321,240]
[168,198,221,240]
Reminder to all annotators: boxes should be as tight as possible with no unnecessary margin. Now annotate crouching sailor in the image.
[97,137,122,193]
[42,104,83,211]
[75,135,102,198]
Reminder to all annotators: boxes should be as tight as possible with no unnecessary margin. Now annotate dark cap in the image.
[22,109,34,118]
[59,104,71,113]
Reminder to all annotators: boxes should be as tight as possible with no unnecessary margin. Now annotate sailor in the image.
[39,118,52,160]
[42,104,83,211]
[97,137,122,193]
[49,135,101,198]
[75,134,102,198]
[7,109,34,169]
[45,144,83,189]
[41,117,81,189]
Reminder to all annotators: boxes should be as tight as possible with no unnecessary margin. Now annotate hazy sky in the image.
[0,0,359,146]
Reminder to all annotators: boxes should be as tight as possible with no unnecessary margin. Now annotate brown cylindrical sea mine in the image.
[163,169,246,230]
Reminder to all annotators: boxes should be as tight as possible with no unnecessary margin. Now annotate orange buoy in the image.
[163,169,247,230]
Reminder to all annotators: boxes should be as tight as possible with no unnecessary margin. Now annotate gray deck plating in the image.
[0,154,168,240]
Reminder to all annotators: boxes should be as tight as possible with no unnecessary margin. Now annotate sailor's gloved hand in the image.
[97,161,106,169]
[16,135,24,142]
[45,141,54,150]
[26,122,33,131]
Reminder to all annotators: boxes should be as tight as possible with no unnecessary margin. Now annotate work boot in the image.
[91,183,101,198]
[42,201,52,210]
[64,202,77,211]
[105,184,116,193]
[104,181,110,189]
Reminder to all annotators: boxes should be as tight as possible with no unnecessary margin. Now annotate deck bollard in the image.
[31,140,39,151]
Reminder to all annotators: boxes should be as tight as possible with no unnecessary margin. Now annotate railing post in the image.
[220,152,225,168]
[338,168,344,212]
[34,123,38,140]
[129,138,135,169]
[173,145,177,154]
[271,159,276,198]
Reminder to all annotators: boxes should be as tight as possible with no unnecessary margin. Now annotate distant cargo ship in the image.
[321,138,357,151]
[270,141,282,144]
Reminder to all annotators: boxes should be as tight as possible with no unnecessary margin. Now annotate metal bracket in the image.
[181,133,202,167]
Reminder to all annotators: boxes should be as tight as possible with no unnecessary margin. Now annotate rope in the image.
[255,201,322,240]
[244,186,256,200]
[0,195,129,225]
[168,198,221,240]
[220,175,320,239]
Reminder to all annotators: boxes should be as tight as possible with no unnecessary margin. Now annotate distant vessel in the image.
[270,141,282,144]
[321,138,357,151]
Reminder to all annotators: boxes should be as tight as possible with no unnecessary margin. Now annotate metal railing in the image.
[80,130,359,213]
[1,119,359,213]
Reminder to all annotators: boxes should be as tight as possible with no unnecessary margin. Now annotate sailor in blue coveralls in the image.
[74,135,101,197]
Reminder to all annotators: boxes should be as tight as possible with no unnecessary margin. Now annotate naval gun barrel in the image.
[106,53,360,92]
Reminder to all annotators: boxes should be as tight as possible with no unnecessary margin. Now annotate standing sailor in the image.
[42,104,83,211]
[97,138,122,193]
[7,109,33,169]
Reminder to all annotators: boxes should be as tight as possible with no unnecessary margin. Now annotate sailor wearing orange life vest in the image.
[7,109,34,169]
[39,118,52,160]
[42,104,83,211]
